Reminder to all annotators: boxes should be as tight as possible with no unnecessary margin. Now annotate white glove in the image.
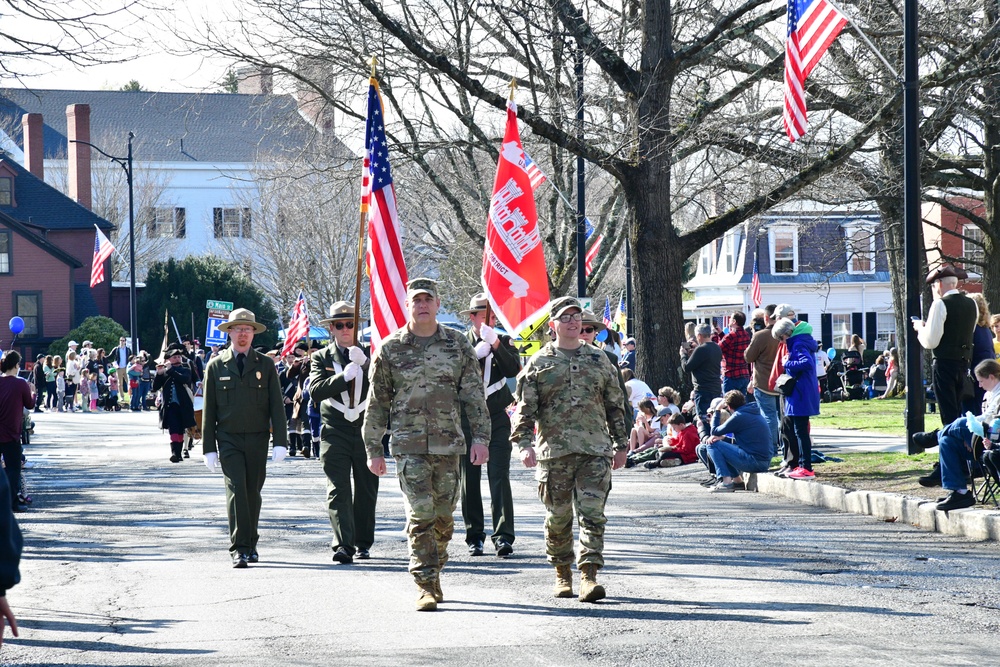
[272,446,287,463]
[204,452,218,473]
[479,324,498,346]
[343,362,362,382]
[474,340,492,359]
[348,345,367,365]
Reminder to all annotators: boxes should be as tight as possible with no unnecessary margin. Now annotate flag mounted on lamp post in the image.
[90,226,115,288]
[481,95,550,334]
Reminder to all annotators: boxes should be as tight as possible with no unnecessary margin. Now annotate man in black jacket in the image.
[681,323,723,440]
[458,294,521,558]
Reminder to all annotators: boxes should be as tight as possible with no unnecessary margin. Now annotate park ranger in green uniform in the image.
[362,278,491,612]
[202,308,288,569]
[309,301,379,565]
[511,296,629,602]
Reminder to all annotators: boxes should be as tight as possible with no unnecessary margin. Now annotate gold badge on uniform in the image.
[256,371,262,380]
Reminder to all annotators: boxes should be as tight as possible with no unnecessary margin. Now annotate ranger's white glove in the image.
[474,340,492,359]
[272,446,287,463]
[343,362,362,381]
[479,324,499,346]
[204,451,218,472]
[348,345,367,365]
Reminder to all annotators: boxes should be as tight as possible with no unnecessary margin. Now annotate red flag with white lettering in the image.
[482,101,550,334]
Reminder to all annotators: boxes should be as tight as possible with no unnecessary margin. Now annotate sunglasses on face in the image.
[557,313,583,323]
[581,327,597,334]
[333,321,355,331]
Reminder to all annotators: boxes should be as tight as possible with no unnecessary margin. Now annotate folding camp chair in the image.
[970,436,1000,507]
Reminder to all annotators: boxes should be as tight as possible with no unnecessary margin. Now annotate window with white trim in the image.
[963,225,985,267]
[876,311,896,349]
[845,224,876,274]
[831,313,852,349]
[145,207,186,239]
[0,231,9,274]
[213,207,252,238]
[700,240,717,274]
[769,226,798,274]
[723,228,741,274]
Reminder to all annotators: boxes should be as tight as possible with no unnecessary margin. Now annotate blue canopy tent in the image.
[277,325,330,340]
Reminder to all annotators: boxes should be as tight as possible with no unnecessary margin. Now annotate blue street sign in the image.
[205,317,228,347]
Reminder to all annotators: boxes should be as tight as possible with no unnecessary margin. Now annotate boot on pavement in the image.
[553,565,574,598]
[579,563,606,603]
[431,575,444,603]
[415,581,438,611]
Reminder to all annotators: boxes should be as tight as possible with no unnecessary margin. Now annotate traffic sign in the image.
[515,340,545,358]
[205,317,228,347]
[206,299,233,312]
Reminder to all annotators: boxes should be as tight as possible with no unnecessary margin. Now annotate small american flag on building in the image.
[280,290,309,357]
[90,227,115,288]
[522,151,548,191]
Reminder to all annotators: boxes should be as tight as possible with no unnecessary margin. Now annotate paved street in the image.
[3,410,999,666]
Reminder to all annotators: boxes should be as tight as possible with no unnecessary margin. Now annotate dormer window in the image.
[0,177,11,206]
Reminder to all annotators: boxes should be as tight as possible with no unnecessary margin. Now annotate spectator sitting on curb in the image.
[644,412,700,469]
[656,386,681,415]
[626,399,660,457]
[705,390,773,493]
[621,369,654,411]
[695,397,731,484]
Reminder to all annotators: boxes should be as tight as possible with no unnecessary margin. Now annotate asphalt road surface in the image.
[4,410,999,666]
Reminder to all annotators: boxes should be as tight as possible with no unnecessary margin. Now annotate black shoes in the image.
[232,552,249,568]
[12,504,27,513]
[496,540,514,558]
[332,547,353,564]
[468,540,484,556]
[936,490,975,512]
[909,430,939,455]
[356,548,370,560]
[169,454,182,463]
[248,550,259,564]
[918,462,942,488]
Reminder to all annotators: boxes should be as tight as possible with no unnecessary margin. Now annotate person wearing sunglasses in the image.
[307,301,378,565]
[511,297,629,603]
[579,309,631,436]
[456,293,521,559]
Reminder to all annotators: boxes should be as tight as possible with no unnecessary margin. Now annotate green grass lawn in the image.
[806,451,941,499]
[812,396,908,435]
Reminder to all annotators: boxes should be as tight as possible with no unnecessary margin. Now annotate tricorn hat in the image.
[217,308,267,334]
[318,301,356,325]
[925,263,969,285]
[460,293,490,316]
[164,345,186,358]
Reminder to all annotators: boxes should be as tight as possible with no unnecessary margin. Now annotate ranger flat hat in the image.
[460,293,490,316]
[217,307,267,334]
[549,296,582,321]
[925,264,969,284]
[579,309,606,331]
[406,277,438,299]
[319,301,356,324]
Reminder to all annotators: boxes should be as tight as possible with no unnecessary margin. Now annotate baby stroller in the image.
[97,380,119,411]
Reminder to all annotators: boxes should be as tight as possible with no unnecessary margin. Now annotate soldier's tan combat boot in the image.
[578,564,606,603]
[415,582,438,611]
[553,565,574,598]
[431,576,444,603]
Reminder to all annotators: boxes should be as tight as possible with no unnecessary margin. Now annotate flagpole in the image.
[825,0,900,81]
[353,57,377,345]
[484,79,518,330]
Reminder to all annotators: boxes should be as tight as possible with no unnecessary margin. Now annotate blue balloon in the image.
[8,317,24,335]
[596,329,608,342]
[827,347,836,361]
[722,327,730,335]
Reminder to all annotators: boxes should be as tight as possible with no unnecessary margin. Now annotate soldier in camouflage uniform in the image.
[511,297,629,602]
[362,278,491,611]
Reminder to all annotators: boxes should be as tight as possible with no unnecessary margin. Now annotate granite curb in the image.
[756,473,1000,541]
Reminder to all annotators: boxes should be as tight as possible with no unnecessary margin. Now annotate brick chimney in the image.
[21,113,44,180]
[236,65,273,94]
[66,104,92,210]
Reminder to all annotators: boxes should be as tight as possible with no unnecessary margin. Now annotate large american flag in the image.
[523,151,548,191]
[90,227,115,288]
[584,217,604,277]
[363,77,408,347]
[280,290,309,357]
[750,249,762,307]
[783,0,848,142]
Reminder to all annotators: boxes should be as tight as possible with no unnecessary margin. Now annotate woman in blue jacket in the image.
[773,318,820,479]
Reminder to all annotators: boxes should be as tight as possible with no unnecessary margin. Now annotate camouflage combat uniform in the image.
[362,324,490,585]
[510,342,629,568]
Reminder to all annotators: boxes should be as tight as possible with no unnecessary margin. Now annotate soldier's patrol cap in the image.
[406,278,438,299]
[579,309,606,331]
[319,300,356,324]
[925,263,969,284]
[460,293,489,316]
[549,296,582,321]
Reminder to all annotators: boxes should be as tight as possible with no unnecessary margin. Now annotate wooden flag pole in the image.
[353,56,377,345]
[484,78,518,332]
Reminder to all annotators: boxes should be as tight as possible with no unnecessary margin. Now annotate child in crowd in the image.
[644,412,700,469]
[108,371,119,409]
[627,399,661,456]
[89,372,99,412]
[55,368,66,412]
[78,373,91,412]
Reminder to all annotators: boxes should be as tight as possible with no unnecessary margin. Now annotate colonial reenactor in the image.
[283,341,312,458]
[362,278,491,612]
[511,296,629,603]
[151,345,197,463]
[458,293,521,558]
[309,301,378,565]
[201,308,289,569]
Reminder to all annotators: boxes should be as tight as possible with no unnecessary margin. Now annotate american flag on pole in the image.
[90,226,115,288]
[750,249,762,307]
[362,75,408,348]
[280,290,309,357]
[584,218,604,277]
[522,151,548,191]
[783,0,848,142]
[602,296,613,328]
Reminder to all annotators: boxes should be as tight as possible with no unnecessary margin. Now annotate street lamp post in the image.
[69,133,138,356]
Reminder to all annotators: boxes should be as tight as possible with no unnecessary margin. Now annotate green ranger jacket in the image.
[362,324,490,460]
[309,343,371,435]
[202,347,288,454]
[510,342,629,461]
[463,328,521,419]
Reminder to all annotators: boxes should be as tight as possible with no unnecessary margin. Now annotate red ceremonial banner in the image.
[482,101,550,334]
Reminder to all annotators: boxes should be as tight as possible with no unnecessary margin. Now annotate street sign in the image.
[208,308,230,320]
[515,340,545,358]
[205,317,228,347]
[206,299,234,311]
[580,297,592,311]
